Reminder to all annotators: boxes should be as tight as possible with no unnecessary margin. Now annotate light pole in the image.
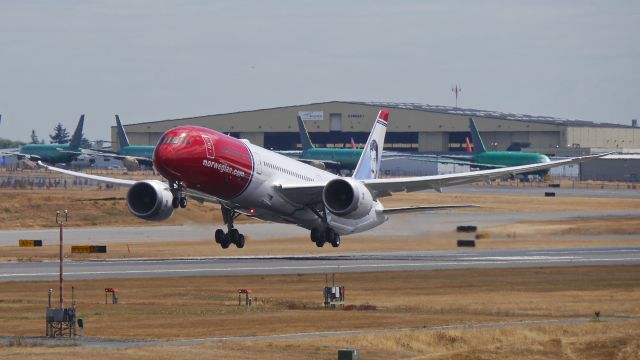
[56,210,68,308]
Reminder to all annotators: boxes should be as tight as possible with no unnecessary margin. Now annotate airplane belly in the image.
[233,176,323,230]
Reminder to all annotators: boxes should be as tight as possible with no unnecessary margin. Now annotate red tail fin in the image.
[465,137,472,153]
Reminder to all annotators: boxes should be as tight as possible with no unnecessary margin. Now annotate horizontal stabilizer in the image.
[382,204,478,215]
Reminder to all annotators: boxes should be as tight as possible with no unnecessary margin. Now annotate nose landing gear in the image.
[214,206,246,249]
[169,181,187,209]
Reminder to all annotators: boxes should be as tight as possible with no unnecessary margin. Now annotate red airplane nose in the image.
[153,143,180,178]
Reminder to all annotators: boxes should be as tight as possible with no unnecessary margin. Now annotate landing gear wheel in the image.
[215,229,224,244]
[236,234,245,248]
[217,206,247,249]
[220,236,231,249]
[315,238,326,247]
[179,196,187,208]
[311,228,322,243]
[330,233,341,248]
[229,229,240,244]
[171,197,179,209]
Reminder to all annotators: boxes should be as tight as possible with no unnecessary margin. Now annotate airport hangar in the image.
[113,101,640,180]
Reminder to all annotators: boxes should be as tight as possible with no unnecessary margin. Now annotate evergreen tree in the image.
[49,123,70,144]
[30,129,39,144]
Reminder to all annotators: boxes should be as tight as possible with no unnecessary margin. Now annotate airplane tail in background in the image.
[468,117,487,153]
[68,114,85,149]
[115,115,131,148]
[296,115,314,151]
[465,137,472,153]
[353,109,389,180]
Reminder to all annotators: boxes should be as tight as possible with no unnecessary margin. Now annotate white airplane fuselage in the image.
[153,126,387,236]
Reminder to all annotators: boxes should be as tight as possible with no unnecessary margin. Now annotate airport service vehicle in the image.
[39,110,605,249]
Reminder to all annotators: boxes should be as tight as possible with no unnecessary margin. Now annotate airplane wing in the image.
[362,153,607,197]
[275,151,343,169]
[37,161,222,204]
[381,204,478,214]
[296,158,342,167]
[0,148,43,161]
[275,153,609,204]
[410,156,506,169]
[276,150,302,156]
[76,149,153,165]
[37,161,136,186]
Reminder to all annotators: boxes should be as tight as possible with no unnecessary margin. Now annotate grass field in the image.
[0,266,639,359]
[1,179,639,358]
[0,183,639,230]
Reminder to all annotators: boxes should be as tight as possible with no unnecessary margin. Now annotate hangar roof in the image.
[125,100,633,129]
[355,101,633,128]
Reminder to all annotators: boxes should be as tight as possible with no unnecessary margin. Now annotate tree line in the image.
[1,122,91,149]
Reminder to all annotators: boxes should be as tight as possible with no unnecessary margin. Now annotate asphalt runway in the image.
[1,247,639,281]
[0,184,637,246]
[1,209,638,246]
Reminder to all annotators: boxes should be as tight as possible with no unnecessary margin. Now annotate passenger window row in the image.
[264,161,313,182]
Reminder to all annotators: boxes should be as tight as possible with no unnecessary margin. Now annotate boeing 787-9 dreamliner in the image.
[39,110,606,249]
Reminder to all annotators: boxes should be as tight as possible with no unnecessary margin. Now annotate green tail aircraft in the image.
[11,115,86,164]
[89,115,155,170]
[290,115,362,171]
[428,117,551,177]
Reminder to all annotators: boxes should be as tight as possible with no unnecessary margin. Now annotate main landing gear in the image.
[310,227,341,248]
[170,181,187,209]
[214,206,246,249]
[307,204,341,248]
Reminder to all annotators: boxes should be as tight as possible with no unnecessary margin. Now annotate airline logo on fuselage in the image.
[202,135,215,159]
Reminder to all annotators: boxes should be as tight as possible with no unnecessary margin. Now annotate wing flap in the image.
[275,182,326,205]
[382,204,478,215]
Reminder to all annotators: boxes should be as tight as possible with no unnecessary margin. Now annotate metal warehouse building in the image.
[114,101,640,156]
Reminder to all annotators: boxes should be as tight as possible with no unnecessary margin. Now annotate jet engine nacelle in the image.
[126,180,174,221]
[122,157,140,171]
[322,177,374,219]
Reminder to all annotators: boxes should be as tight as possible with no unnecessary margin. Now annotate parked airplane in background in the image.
[4,115,86,165]
[281,115,410,172]
[282,115,362,170]
[88,115,155,171]
[39,110,606,249]
[416,118,552,177]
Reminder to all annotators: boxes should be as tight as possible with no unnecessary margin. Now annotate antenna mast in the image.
[451,84,462,107]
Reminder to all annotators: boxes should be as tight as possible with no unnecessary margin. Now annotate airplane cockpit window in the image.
[158,133,189,145]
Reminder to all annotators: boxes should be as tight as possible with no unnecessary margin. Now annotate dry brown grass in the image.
[1,183,639,230]
[0,266,638,339]
[0,266,639,359]
[2,321,639,360]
